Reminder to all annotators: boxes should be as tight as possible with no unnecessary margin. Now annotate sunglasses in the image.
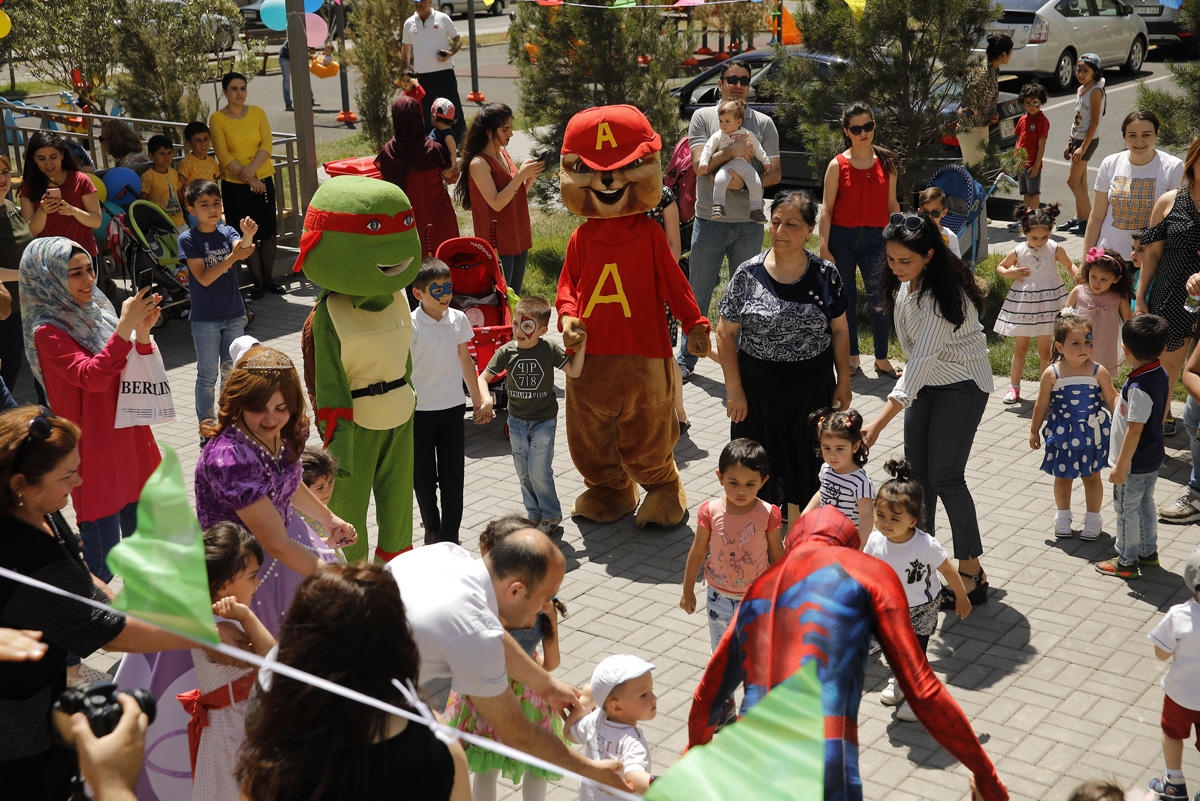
[722,75,751,86]
[846,120,876,136]
[889,213,925,231]
[13,408,55,475]
[426,281,454,300]
[922,207,945,219]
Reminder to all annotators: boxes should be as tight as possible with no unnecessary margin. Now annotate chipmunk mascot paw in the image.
[295,175,422,561]
[556,105,710,528]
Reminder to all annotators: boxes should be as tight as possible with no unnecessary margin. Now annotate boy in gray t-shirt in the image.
[478,295,586,536]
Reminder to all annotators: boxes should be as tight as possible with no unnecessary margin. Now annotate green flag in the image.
[612,0,636,7]
[646,661,824,801]
[107,447,219,644]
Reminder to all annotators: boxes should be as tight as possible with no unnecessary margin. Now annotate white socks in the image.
[1082,511,1102,540]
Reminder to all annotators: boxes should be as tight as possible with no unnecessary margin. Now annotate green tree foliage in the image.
[110,0,244,125]
[349,0,411,150]
[9,0,120,111]
[507,2,688,202]
[1135,2,1200,149]
[776,0,997,203]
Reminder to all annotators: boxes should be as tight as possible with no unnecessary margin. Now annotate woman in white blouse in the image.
[862,213,993,607]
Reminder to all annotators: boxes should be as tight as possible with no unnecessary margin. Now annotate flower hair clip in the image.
[1085,246,1107,264]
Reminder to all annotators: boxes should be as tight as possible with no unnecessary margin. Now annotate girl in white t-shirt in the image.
[863,459,971,721]
[803,407,874,545]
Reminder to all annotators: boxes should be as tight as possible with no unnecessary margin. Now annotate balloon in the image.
[102,167,141,209]
[304,12,328,48]
[0,10,11,39]
[304,0,323,12]
[261,0,287,31]
[88,172,107,205]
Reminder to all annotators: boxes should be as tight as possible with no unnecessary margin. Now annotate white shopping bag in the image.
[114,338,176,427]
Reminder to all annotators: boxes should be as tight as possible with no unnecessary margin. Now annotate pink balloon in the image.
[304,13,328,49]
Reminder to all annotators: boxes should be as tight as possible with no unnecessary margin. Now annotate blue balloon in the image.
[261,0,287,31]
[102,167,141,209]
[304,0,325,13]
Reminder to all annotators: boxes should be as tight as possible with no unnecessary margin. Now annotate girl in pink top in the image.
[1067,247,1133,373]
[680,438,784,651]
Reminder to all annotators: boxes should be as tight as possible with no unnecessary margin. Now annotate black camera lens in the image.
[55,681,157,738]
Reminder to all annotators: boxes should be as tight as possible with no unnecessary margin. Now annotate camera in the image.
[55,681,156,738]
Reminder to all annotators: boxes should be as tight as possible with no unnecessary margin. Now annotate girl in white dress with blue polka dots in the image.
[1029,311,1117,540]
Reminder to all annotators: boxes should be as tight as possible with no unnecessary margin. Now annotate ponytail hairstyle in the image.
[1078,246,1134,300]
[875,458,924,524]
[808,407,868,466]
[839,101,897,175]
[1013,202,1060,234]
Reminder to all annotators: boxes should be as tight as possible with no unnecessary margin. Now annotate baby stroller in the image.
[927,164,1018,267]
[106,200,191,325]
[434,234,515,410]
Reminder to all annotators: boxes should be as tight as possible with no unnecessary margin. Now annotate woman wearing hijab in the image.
[376,95,458,252]
[19,237,163,583]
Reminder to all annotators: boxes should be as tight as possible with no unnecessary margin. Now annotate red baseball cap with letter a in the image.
[560,104,662,170]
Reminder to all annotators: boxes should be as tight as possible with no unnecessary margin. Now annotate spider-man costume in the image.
[688,507,1006,801]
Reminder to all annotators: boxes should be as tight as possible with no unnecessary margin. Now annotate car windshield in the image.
[998,0,1046,10]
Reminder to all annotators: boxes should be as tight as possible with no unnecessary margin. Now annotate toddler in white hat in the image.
[567,654,657,799]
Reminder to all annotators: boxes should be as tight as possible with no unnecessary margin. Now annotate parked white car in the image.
[981,0,1149,90]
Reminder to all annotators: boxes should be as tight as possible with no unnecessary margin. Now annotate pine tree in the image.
[507,1,689,201]
[774,0,997,203]
[1135,3,1200,149]
[350,0,412,150]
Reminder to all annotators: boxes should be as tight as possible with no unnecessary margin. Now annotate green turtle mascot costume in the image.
[295,175,421,561]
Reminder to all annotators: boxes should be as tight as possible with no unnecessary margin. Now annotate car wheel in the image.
[1051,48,1076,91]
[1122,37,1146,74]
[489,0,504,14]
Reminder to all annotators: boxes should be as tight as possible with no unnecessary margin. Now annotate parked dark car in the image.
[1127,0,1197,57]
[671,48,1023,190]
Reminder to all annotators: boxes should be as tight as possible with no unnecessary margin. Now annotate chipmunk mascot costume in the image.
[556,105,710,527]
[296,175,421,561]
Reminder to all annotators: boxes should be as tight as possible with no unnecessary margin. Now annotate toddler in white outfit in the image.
[699,99,771,223]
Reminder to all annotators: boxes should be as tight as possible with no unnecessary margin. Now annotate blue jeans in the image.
[827,224,889,360]
[79,502,138,582]
[500,252,529,295]
[706,587,741,651]
[1114,470,1158,564]
[1183,397,1200,496]
[678,216,764,370]
[280,53,291,106]
[192,317,245,424]
[508,415,561,522]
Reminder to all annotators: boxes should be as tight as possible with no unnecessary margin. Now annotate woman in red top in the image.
[18,131,102,257]
[19,237,162,583]
[376,95,459,253]
[818,102,901,379]
[454,103,543,293]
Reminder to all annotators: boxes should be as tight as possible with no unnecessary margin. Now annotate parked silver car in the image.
[981,0,1149,90]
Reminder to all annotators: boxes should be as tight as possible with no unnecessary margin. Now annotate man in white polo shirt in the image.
[386,527,626,791]
[401,0,465,137]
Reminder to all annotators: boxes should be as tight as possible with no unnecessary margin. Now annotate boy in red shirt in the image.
[1011,81,1050,228]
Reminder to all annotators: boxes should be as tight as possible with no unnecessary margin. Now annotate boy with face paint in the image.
[477,295,586,537]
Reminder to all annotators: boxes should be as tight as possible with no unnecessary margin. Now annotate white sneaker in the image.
[880,677,904,706]
[1159,493,1200,524]
[895,700,919,721]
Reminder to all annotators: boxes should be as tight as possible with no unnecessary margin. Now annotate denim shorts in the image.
[1066,138,1099,162]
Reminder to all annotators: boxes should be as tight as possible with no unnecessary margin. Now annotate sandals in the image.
[874,360,903,380]
[939,569,989,610]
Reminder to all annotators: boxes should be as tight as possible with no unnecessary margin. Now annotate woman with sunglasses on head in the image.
[818,102,902,380]
[0,405,240,801]
[862,213,993,608]
[19,237,162,583]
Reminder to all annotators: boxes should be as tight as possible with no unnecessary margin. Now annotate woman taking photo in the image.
[718,190,851,521]
[862,214,993,606]
[957,33,1013,168]
[209,72,281,300]
[19,237,162,583]
[237,563,471,801]
[18,131,102,258]
[1139,135,1200,441]
[818,102,902,379]
[376,95,459,253]
[195,344,351,634]
[0,405,235,801]
[455,103,543,294]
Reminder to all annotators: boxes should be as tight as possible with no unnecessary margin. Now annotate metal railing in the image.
[0,101,305,242]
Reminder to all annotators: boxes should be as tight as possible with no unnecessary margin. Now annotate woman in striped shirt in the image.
[862,213,993,607]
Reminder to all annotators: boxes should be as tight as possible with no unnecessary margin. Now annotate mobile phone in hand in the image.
[437,49,450,57]
[45,187,61,200]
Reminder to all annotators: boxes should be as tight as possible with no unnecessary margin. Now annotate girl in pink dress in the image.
[1067,247,1133,373]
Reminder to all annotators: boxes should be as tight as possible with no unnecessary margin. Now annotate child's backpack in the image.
[665,135,696,225]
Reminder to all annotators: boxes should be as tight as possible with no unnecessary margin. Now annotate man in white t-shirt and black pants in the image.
[401,0,465,138]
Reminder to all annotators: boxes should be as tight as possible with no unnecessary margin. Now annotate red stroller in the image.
[433,235,514,409]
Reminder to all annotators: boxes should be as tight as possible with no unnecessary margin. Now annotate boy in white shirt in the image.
[699,99,771,223]
[917,187,961,259]
[569,655,656,800]
[1147,548,1200,801]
